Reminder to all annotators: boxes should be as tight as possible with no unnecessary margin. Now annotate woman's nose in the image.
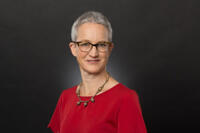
[89,45,99,57]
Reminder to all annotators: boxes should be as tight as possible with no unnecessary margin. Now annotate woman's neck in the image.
[79,69,109,96]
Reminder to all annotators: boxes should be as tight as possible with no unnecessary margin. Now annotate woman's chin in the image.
[87,69,101,74]
[83,67,104,74]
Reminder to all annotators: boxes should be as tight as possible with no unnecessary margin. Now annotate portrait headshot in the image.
[1,0,199,133]
[47,11,147,133]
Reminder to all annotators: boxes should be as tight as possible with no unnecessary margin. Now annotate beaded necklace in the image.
[76,73,110,107]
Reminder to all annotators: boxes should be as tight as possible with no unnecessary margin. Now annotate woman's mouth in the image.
[87,59,100,63]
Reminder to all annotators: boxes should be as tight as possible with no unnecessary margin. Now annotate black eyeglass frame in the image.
[71,41,113,52]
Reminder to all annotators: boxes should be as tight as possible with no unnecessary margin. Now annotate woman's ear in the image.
[107,43,114,57]
[69,42,77,57]
[109,43,114,52]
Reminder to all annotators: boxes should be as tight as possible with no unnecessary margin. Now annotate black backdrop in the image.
[1,0,199,133]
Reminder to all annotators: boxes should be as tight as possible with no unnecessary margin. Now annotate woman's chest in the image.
[60,100,119,133]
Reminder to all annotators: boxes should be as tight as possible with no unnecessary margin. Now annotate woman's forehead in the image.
[76,23,109,42]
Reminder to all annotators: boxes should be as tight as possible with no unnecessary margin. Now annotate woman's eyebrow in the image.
[76,39,90,42]
[96,41,106,43]
[94,41,108,44]
[78,40,107,43]
[82,39,90,42]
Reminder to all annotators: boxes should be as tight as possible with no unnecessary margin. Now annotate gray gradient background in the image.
[1,0,199,133]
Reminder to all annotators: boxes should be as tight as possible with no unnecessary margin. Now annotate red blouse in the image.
[48,83,147,133]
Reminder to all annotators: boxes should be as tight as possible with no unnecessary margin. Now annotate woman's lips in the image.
[87,59,100,63]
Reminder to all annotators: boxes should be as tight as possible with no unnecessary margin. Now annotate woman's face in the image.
[69,22,113,74]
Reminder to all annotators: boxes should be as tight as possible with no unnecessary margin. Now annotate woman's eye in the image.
[98,43,106,47]
[80,43,90,46]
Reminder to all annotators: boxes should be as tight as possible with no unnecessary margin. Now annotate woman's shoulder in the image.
[117,83,141,109]
[60,85,77,98]
[117,83,139,98]
[109,78,138,98]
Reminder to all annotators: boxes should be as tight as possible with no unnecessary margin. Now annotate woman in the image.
[48,11,147,133]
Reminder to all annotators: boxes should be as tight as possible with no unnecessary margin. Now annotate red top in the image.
[48,83,147,133]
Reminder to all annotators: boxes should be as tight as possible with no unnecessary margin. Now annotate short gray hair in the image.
[71,11,113,42]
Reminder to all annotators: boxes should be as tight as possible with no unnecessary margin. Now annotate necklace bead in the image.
[84,102,88,107]
[77,101,81,105]
[91,97,95,102]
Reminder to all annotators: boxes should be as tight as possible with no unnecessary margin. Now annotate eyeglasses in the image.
[72,41,112,52]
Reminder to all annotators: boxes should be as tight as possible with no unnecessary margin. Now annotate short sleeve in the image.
[47,92,63,133]
[117,90,147,133]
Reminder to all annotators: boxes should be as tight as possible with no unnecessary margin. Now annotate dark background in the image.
[1,0,199,133]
